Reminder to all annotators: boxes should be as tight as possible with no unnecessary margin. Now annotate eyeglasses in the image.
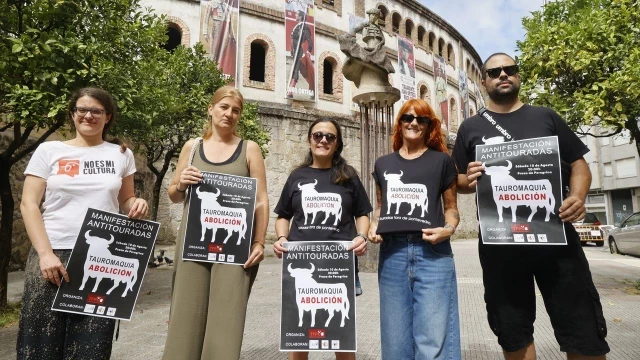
[74,107,106,117]
[485,65,519,79]
[399,114,431,125]
[311,132,337,144]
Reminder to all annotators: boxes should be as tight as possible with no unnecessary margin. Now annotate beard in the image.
[487,80,521,104]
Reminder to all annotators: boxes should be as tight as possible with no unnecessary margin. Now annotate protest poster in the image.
[433,55,449,131]
[476,136,566,245]
[280,241,356,352]
[285,0,316,101]
[182,171,257,265]
[51,209,159,321]
[397,35,417,102]
[200,0,240,85]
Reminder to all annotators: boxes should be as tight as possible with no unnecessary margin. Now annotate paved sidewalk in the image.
[1,239,639,359]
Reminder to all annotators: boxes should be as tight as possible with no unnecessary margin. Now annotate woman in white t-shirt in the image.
[17,87,148,359]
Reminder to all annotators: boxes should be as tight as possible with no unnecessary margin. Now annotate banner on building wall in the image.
[51,209,159,321]
[475,136,567,245]
[433,55,449,131]
[397,36,417,102]
[285,0,316,101]
[182,171,257,265]
[200,0,240,86]
[458,70,470,121]
[280,241,356,352]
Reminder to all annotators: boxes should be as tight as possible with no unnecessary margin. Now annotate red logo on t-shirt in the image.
[87,293,105,305]
[57,159,80,177]
[209,244,223,253]
[308,329,326,339]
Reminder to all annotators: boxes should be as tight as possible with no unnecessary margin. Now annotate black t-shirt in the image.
[274,166,372,241]
[372,150,457,234]
[452,105,589,197]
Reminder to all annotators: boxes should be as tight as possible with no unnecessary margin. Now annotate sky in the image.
[418,0,545,62]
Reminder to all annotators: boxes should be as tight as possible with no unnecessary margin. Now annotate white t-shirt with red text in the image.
[24,141,136,249]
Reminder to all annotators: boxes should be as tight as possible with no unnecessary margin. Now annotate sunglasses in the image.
[311,131,337,144]
[485,65,519,79]
[400,114,431,125]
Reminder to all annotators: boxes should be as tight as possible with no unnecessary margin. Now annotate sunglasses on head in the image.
[485,65,519,79]
[400,114,431,125]
[311,131,337,144]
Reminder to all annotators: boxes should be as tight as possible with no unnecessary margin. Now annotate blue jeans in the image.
[378,233,461,360]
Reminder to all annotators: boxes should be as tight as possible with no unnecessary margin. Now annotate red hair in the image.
[392,99,447,153]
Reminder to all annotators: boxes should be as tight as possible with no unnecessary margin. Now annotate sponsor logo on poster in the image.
[309,340,319,349]
[332,340,340,349]
[321,340,330,349]
[107,307,117,316]
[511,224,530,233]
[308,328,326,339]
[97,306,106,315]
[209,244,223,253]
[538,234,548,242]
[208,253,218,261]
[87,293,105,305]
[526,234,536,242]
[84,304,95,313]
[227,255,235,262]
[219,254,226,262]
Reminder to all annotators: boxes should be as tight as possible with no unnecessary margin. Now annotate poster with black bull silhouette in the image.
[182,171,257,265]
[476,136,567,245]
[51,209,159,320]
[280,241,356,352]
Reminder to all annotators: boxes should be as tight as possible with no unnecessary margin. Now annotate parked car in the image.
[573,212,605,246]
[608,212,640,256]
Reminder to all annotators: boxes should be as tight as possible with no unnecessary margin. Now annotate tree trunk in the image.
[151,174,163,222]
[0,159,15,308]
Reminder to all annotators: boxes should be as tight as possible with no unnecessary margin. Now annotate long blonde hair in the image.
[203,86,244,140]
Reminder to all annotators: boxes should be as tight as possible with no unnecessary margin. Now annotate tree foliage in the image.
[120,43,270,220]
[517,0,640,152]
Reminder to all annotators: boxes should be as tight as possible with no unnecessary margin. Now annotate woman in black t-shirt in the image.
[369,98,461,359]
[274,118,372,360]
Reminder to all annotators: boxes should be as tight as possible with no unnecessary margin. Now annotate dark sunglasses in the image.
[485,65,519,79]
[400,114,431,125]
[311,131,337,144]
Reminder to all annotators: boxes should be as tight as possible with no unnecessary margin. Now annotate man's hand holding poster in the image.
[280,241,356,352]
[182,171,257,265]
[476,136,567,245]
[51,209,159,320]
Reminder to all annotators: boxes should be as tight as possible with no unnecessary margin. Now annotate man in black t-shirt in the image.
[453,53,609,359]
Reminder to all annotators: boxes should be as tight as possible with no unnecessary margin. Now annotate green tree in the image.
[120,44,270,221]
[0,0,166,307]
[517,0,640,153]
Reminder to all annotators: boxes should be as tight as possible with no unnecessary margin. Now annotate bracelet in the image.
[175,183,186,193]
[252,240,265,248]
[277,235,288,242]
[356,233,368,242]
